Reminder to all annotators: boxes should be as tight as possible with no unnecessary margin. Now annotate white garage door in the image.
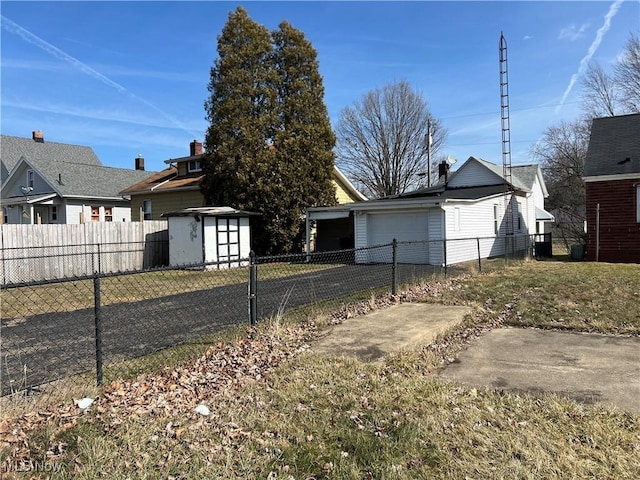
[367,211,429,263]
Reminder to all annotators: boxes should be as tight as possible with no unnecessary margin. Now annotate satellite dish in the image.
[447,155,457,165]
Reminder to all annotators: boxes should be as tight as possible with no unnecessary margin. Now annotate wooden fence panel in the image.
[0,222,168,284]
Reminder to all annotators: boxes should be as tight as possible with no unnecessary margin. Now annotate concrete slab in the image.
[441,328,640,413]
[312,303,471,362]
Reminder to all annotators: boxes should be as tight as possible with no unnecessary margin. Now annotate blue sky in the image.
[2,1,639,173]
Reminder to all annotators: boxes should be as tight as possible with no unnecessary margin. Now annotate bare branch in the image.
[614,32,640,113]
[335,80,447,198]
[581,62,618,117]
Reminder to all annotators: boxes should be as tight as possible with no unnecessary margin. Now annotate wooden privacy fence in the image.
[0,222,168,284]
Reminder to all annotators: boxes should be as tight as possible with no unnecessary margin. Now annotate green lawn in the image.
[2,260,639,479]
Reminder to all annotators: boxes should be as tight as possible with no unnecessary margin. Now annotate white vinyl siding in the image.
[445,198,503,264]
[448,160,502,188]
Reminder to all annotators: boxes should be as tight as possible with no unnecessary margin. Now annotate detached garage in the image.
[308,199,446,265]
[163,207,259,268]
[355,207,442,264]
[307,157,554,266]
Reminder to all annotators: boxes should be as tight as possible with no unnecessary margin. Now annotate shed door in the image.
[217,218,240,266]
[367,211,429,263]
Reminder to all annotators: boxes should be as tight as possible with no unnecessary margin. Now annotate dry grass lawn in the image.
[1,260,639,479]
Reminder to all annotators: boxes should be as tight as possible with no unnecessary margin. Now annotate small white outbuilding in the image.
[163,207,259,268]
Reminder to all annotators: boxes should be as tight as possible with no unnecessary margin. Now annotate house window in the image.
[493,204,499,234]
[187,160,202,173]
[637,186,640,223]
[142,200,152,221]
[51,206,57,222]
[27,170,35,189]
[517,203,522,231]
[2,207,7,224]
[91,206,100,222]
[105,207,113,222]
[454,207,460,231]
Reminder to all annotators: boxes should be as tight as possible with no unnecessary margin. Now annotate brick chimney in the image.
[438,161,450,184]
[32,130,44,143]
[190,140,203,156]
[135,154,145,171]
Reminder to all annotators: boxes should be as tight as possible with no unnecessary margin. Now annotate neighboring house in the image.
[306,156,554,264]
[583,113,640,263]
[0,131,153,224]
[120,140,367,221]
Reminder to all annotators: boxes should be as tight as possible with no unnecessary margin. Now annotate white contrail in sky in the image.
[1,15,201,138]
[555,0,624,114]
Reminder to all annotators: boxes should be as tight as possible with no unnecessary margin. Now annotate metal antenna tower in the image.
[499,32,513,241]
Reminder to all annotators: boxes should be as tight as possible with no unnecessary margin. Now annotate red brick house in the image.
[583,113,640,263]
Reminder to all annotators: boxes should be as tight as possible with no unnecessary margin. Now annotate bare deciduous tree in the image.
[615,32,640,113]
[532,119,591,248]
[581,32,640,117]
[581,62,618,118]
[335,80,447,198]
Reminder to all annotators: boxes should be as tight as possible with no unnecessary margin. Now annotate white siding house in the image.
[308,157,553,266]
[1,133,152,224]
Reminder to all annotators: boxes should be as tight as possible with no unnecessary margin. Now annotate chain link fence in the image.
[1,240,168,284]
[1,234,543,397]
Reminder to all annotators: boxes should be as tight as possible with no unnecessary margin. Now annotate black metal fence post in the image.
[477,237,482,272]
[391,238,397,295]
[249,251,257,326]
[443,239,448,277]
[93,273,103,386]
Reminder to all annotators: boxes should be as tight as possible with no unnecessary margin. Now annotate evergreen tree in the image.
[202,7,278,252]
[271,21,337,251]
[202,8,336,254]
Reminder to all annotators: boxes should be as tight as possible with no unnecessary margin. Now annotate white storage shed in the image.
[163,207,259,268]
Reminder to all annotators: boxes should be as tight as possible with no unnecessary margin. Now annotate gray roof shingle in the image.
[30,157,153,198]
[1,134,153,199]
[1,134,102,180]
[584,113,640,177]
[511,164,539,189]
